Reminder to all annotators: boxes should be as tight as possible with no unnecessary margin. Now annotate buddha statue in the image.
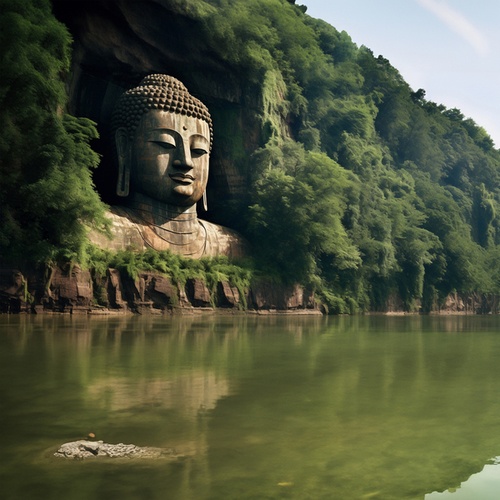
[90,74,246,259]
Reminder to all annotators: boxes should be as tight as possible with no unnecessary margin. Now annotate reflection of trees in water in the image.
[202,315,500,500]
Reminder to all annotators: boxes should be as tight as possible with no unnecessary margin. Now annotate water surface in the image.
[2,314,500,499]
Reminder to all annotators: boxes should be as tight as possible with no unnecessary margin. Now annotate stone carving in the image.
[90,74,246,258]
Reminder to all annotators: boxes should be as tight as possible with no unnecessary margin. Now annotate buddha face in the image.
[129,110,210,207]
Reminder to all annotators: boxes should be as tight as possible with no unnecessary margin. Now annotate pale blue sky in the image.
[305,0,500,147]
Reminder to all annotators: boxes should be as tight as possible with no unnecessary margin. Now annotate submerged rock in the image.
[54,440,182,460]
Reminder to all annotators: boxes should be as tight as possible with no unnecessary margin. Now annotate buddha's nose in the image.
[173,141,194,169]
[172,158,193,169]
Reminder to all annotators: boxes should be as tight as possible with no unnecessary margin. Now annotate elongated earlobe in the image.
[115,127,131,197]
[203,191,208,212]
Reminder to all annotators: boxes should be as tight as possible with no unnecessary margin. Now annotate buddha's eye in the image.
[151,140,175,150]
[191,148,208,158]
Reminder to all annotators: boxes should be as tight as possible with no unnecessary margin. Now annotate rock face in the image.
[250,280,316,311]
[3,265,500,315]
[54,440,181,460]
[440,292,499,315]
[44,263,93,313]
[0,269,27,313]
[0,267,321,314]
[186,278,212,307]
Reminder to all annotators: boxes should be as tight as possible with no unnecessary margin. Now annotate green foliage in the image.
[0,0,108,265]
[219,0,500,311]
[85,247,254,309]
[248,140,360,285]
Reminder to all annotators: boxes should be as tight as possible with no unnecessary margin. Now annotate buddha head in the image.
[112,74,213,209]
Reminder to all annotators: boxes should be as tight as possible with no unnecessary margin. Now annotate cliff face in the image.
[52,0,261,227]
[2,265,498,315]
[0,266,321,315]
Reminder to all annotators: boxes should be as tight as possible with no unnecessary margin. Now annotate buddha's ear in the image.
[115,127,131,197]
[202,191,208,212]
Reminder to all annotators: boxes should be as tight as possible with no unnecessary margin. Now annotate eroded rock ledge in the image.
[0,264,321,314]
[6,264,496,315]
[54,440,182,460]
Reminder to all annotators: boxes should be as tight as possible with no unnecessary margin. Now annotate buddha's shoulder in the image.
[91,206,249,258]
[107,205,145,226]
[88,206,147,252]
[199,219,242,238]
[199,219,248,259]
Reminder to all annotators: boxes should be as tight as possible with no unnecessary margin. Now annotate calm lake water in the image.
[2,314,500,499]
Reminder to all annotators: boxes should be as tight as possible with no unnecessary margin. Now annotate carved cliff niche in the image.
[52,0,261,230]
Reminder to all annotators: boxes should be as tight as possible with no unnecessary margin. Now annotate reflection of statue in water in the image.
[90,74,246,258]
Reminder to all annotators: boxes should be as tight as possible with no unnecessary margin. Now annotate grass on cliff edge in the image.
[82,246,350,313]
[84,246,254,309]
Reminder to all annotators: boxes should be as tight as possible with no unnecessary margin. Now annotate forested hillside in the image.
[2,0,500,313]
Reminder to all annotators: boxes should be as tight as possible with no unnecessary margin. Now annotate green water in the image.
[2,314,500,499]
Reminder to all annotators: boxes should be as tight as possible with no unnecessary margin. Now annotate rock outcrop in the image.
[0,269,27,313]
[3,265,500,315]
[54,440,182,460]
[439,292,499,315]
[250,280,316,311]
[43,263,93,313]
[0,266,321,315]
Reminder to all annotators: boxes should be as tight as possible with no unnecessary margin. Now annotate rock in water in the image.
[54,440,182,460]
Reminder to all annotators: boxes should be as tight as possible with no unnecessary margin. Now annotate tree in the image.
[247,141,359,284]
[0,0,107,264]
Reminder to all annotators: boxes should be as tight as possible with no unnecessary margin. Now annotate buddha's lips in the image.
[169,173,194,184]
